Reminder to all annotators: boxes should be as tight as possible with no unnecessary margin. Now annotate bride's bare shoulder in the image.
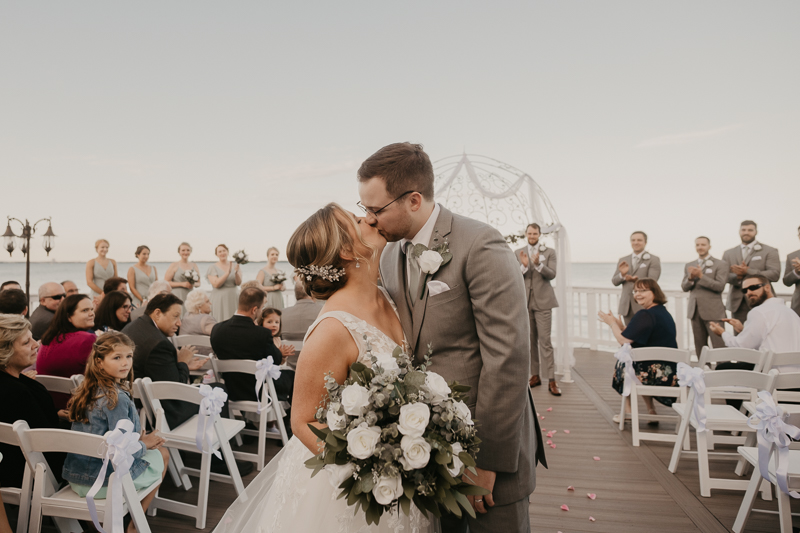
[303,316,357,354]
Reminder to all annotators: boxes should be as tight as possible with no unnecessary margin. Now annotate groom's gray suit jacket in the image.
[380,206,545,506]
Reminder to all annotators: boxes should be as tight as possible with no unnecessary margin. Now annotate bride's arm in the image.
[291,319,357,454]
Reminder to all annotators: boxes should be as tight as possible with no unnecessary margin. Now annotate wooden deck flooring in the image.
[22,349,795,532]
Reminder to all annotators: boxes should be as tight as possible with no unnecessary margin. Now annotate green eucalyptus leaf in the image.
[453,490,475,518]
[456,484,490,496]
[307,424,330,442]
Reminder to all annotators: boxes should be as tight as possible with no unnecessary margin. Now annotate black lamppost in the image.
[3,217,56,317]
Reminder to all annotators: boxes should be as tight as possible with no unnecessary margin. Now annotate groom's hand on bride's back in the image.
[463,467,496,514]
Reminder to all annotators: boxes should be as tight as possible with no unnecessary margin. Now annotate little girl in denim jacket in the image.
[63,332,168,532]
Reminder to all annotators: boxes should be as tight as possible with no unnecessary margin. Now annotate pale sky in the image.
[1,1,798,265]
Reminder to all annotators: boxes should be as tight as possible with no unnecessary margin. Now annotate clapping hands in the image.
[141,430,166,450]
[688,265,703,280]
[618,261,638,282]
[792,257,800,273]
[597,310,624,330]
[731,261,748,278]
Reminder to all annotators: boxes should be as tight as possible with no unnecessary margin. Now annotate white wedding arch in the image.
[433,153,575,382]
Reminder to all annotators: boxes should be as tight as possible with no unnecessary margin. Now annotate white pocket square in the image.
[427,280,450,296]
[751,255,762,261]
[705,268,713,274]
[638,263,646,269]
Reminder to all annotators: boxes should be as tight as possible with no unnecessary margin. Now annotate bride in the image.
[213,204,436,533]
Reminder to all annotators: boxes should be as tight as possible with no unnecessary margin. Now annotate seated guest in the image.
[0,281,21,292]
[211,288,294,407]
[239,280,263,292]
[0,313,64,489]
[62,280,80,297]
[130,280,171,322]
[37,294,97,409]
[103,276,128,296]
[257,307,296,366]
[0,289,27,316]
[122,293,204,429]
[598,278,678,423]
[94,290,133,332]
[181,290,216,355]
[280,277,323,371]
[709,275,800,371]
[30,282,66,340]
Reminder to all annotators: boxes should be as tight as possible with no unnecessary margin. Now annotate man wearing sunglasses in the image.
[709,275,800,365]
[29,282,66,340]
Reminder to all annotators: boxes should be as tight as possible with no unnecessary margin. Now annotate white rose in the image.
[539,243,547,252]
[398,403,430,437]
[326,407,346,431]
[374,354,400,376]
[324,462,356,489]
[372,474,403,506]
[341,383,371,416]
[425,372,451,405]
[642,253,651,260]
[452,400,474,426]
[417,250,444,274]
[754,244,762,251]
[346,423,381,459]
[447,442,464,477]
[398,435,432,470]
[705,259,713,267]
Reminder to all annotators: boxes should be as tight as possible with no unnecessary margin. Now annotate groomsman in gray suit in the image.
[681,236,728,355]
[515,223,561,396]
[612,231,661,324]
[783,225,800,317]
[722,220,781,325]
[359,142,545,533]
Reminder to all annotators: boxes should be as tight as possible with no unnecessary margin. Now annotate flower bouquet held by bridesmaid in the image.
[165,242,201,315]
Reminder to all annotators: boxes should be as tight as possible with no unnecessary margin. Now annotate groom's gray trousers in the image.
[439,497,530,533]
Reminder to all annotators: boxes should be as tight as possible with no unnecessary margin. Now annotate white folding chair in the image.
[139,378,246,529]
[13,421,158,533]
[0,423,31,533]
[733,412,800,532]
[764,350,800,374]
[618,347,691,447]
[210,359,289,470]
[34,375,78,395]
[172,335,215,377]
[698,346,766,403]
[668,369,779,497]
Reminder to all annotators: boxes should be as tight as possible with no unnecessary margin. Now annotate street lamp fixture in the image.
[4,217,56,317]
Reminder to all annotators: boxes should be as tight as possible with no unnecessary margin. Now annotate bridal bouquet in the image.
[305,343,486,525]
[182,269,200,285]
[270,271,287,285]
[232,249,249,265]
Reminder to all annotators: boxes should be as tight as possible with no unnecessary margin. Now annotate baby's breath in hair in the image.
[296,264,346,283]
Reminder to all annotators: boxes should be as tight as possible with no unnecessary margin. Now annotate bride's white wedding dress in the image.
[213,307,436,533]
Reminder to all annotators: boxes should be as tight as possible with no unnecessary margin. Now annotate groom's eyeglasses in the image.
[357,191,415,218]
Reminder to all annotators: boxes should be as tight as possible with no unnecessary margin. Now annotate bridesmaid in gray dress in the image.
[165,242,201,315]
[127,245,157,307]
[85,239,118,297]
[255,246,285,309]
[206,244,241,322]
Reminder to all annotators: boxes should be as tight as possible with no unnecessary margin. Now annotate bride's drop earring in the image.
[356,258,360,268]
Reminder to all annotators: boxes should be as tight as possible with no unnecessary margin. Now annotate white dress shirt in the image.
[520,243,545,274]
[741,242,755,261]
[400,203,441,285]
[722,297,800,370]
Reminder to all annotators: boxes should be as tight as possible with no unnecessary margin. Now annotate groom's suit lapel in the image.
[410,207,453,351]
[384,242,413,344]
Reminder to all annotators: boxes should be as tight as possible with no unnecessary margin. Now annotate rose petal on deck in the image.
[593,456,601,461]
[550,443,557,448]
[589,516,596,522]
[587,493,596,500]
[540,416,545,420]
[560,505,569,511]
[563,430,570,434]
[547,407,553,412]
[567,486,574,491]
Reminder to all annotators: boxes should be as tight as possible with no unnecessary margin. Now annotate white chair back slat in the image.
[698,346,765,370]
[144,379,206,405]
[701,368,778,394]
[764,351,800,371]
[34,374,77,395]
[0,422,31,533]
[173,335,212,349]
[630,347,693,364]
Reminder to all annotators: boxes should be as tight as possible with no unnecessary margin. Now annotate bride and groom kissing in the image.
[215,143,546,533]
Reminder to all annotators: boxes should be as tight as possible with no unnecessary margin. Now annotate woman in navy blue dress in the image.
[599,278,678,422]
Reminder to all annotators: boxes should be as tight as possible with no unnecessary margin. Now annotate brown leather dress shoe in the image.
[529,375,542,388]
[548,380,562,396]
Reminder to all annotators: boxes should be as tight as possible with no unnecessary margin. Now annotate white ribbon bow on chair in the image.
[748,390,800,498]
[677,362,707,432]
[255,356,281,414]
[86,419,142,533]
[196,385,228,459]
[614,344,639,397]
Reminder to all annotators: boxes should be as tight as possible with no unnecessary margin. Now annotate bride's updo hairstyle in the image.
[287,203,376,300]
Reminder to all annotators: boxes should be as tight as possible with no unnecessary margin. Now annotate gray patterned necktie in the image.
[631,255,639,272]
[405,242,420,306]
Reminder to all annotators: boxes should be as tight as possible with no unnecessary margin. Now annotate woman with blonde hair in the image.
[213,203,432,532]
[127,245,157,307]
[85,239,118,297]
[165,242,201,314]
[256,246,285,309]
[180,290,216,354]
[206,244,241,322]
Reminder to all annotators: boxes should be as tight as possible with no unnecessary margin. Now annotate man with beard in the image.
[783,225,800,317]
[721,220,780,325]
[709,275,800,365]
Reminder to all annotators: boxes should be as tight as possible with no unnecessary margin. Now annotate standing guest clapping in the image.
[36,294,97,409]
[207,244,241,322]
[85,239,118,298]
[681,237,728,356]
[722,220,781,326]
[612,231,661,325]
[783,225,800,317]
[515,223,561,396]
[94,291,133,332]
[255,246,285,310]
[165,242,201,314]
[128,245,157,307]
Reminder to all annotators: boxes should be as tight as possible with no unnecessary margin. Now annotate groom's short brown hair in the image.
[357,143,435,201]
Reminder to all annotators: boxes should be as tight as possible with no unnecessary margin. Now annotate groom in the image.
[358,143,546,533]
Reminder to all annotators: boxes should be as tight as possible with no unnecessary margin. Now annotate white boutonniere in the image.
[412,240,452,300]
[705,259,713,267]
[642,252,651,261]
[754,244,762,251]
[538,243,547,252]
